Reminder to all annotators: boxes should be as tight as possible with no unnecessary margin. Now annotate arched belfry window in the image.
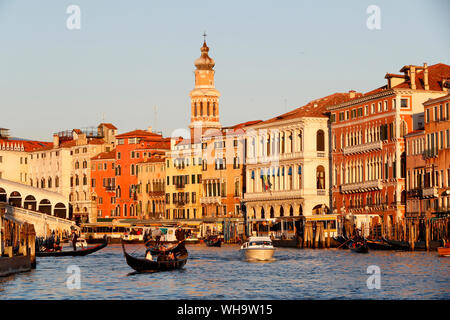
[194,102,197,117]
[213,102,216,116]
[317,130,325,151]
[207,101,210,116]
[200,102,203,116]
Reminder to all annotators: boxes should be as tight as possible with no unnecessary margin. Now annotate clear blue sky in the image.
[1,0,449,141]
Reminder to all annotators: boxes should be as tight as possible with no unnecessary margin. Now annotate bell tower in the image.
[189,34,221,139]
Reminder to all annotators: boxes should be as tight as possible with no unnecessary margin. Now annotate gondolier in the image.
[152,227,162,245]
[71,229,78,251]
[174,226,187,255]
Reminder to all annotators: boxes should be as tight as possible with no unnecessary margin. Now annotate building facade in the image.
[114,128,170,220]
[28,123,117,223]
[243,93,357,237]
[328,63,450,237]
[136,157,166,220]
[422,94,450,215]
[91,149,117,219]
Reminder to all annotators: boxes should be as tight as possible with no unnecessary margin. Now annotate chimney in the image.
[423,63,429,90]
[410,66,416,90]
[349,90,356,99]
[53,134,59,148]
[147,126,152,133]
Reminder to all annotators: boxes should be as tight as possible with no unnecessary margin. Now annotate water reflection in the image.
[0,244,448,299]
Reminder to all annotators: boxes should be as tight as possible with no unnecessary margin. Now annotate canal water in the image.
[0,244,449,299]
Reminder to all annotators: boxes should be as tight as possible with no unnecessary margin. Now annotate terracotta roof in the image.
[394,63,450,91]
[116,129,162,139]
[92,149,116,160]
[0,139,52,152]
[423,93,450,106]
[261,92,362,125]
[99,123,117,130]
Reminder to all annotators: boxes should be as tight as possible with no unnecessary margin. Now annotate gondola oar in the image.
[337,235,355,249]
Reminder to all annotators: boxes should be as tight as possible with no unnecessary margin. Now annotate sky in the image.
[1,0,449,141]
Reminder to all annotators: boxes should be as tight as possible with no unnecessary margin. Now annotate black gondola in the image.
[333,235,350,249]
[36,240,108,257]
[348,241,369,253]
[366,239,393,250]
[383,238,443,251]
[122,241,188,273]
[205,237,221,247]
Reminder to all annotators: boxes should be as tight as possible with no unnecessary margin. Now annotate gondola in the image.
[366,239,393,250]
[205,237,221,247]
[383,238,443,251]
[333,235,349,249]
[122,241,188,273]
[348,241,369,253]
[36,240,108,257]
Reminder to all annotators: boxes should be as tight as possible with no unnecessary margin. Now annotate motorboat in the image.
[240,236,275,261]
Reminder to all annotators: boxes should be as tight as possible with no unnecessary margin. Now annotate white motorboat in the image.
[240,236,275,261]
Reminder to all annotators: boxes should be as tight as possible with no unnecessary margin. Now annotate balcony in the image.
[422,187,439,198]
[175,183,185,189]
[423,148,438,159]
[174,200,186,207]
[407,189,422,198]
[340,179,382,194]
[200,196,222,205]
[244,189,304,202]
[343,141,382,156]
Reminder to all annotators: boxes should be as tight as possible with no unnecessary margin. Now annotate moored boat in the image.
[122,241,188,272]
[240,236,275,261]
[437,247,450,257]
[384,238,443,251]
[36,239,107,257]
[366,239,393,250]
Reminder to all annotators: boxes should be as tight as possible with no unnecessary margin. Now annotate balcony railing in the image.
[407,189,422,198]
[244,189,304,202]
[343,141,382,156]
[200,196,222,205]
[423,148,438,159]
[175,184,185,189]
[340,179,382,194]
[422,187,439,198]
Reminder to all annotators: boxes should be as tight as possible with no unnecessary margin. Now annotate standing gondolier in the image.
[152,227,162,245]
[174,226,187,255]
[71,229,78,251]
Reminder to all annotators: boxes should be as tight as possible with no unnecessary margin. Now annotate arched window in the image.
[41,178,45,188]
[55,176,59,188]
[207,101,210,116]
[400,120,408,137]
[213,102,216,116]
[298,131,303,151]
[194,102,197,117]
[260,207,265,219]
[75,161,79,169]
[83,174,87,185]
[75,175,79,186]
[48,177,52,188]
[200,102,203,116]
[83,160,87,168]
[316,130,325,151]
[316,166,325,189]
